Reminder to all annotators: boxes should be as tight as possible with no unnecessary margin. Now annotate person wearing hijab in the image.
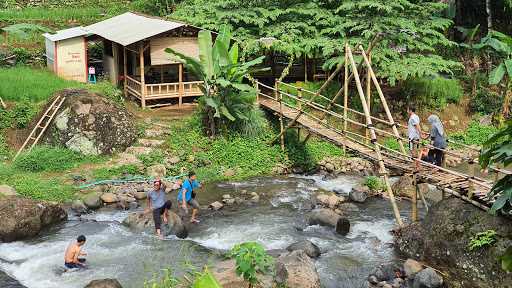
[427,114,447,166]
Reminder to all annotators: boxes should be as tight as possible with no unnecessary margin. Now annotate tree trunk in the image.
[486,0,492,31]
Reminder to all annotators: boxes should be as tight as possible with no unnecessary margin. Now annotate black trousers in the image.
[152,200,172,230]
[431,148,444,166]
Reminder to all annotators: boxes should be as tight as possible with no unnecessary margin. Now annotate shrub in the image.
[401,76,463,109]
[468,230,497,251]
[0,134,11,160]
[228,242,274,286]
[450,120,498,146]
[14,146,100,172]
[364,176,386,191]
[138,150,165,167]
[92,164,141,180]
[87,80,124,105]
[470,88,503,115]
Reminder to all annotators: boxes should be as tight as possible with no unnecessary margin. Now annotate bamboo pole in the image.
[412,172,419,222]
[343,43,349,154]
[300,34,381,144]
[179,63,184,107]
[359,46,407,154]
[277,81,285,152]
[468,158,476,199]
[365,52,372,144]
[346,45,403,227]
[139,42,146,109]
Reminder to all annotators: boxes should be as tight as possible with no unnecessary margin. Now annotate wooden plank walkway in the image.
[258,95,495,211]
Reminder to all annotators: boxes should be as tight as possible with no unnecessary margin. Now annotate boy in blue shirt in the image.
[178,171,201,223]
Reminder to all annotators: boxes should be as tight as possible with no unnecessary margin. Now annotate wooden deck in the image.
[257,88,496,211]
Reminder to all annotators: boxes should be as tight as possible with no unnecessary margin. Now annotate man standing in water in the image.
[146,179,172,239]
[64,235,87,270]
[178,171,201,224]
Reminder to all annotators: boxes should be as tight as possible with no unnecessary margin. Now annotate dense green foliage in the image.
[92,164,142,180]
[228,242,273,286]
[401,76,463,109]
[172,0,461,84]
[450,120,498,146]
[468,230,497,251]
[364,176,386,191]
[166,26,267,136]
[480,120,512,215]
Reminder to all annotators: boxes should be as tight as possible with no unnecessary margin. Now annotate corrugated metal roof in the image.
[85,12,184,46]
[43,27,88,42]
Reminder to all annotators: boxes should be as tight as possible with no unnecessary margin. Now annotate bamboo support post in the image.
[277,81,285,152]
[139,42,146,109]
[359,47,407,154]
[365,52,371,144]
[412,172,419,222]
[178,63,184,106]
[123,47,127,98]
[347,45,403,227]
[0,96,6,109]
[301,34,382,145]
[468,158,476,199]
[343,44,349,154]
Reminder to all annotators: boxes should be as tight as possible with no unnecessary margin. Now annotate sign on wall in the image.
[56,37,87,82]
[150,37,199,66]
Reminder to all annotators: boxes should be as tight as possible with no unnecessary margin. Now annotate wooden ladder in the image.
[14,95,66,159]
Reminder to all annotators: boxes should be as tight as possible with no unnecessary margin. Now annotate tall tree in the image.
[172,0,461,84]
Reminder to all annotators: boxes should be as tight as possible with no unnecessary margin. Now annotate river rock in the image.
[349,184,369,203]
[412,268,443,288]
[125,146,153,156]
[0,197,67,242]
[44,89,137,155]
[123,211,187,239]
[209,201,224,210]
[133,192,147,200]
[146,164,166,178]
[275,250,321,288]
[71,200,87,214]
[404,259,423,278]
[100,193,118,204]
[286,240,321,258]
[372,264,400,282]
[83,193,101,209]
[338,202,360,213]
[84,278,123,288]
[212,259,273,288]
[307,208,350,235]
[390,175,428,199]
[0,185,17,197]
[395,197,512,288]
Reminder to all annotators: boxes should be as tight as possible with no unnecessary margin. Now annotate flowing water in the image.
[0,174,417,288]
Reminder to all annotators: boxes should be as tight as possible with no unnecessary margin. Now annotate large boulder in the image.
[349,184,369,203]
[84,279,123,288]
[45,89,137,155]
[122,211,187,239]
[275,250,321,288]
[391,175,429,199]
[286,240,321,258]
[0,185,17,197]
[395,197,512,288]
[307,208,350,235]
[0,197,67,242]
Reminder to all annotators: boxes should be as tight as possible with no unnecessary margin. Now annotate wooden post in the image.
[347,45,403,227]
[277,81,285,152]
[365,52,372,144]
[359,47,407,154]
[468,158,476,199]
[160,65,164,83]
[139,42,146,109]
[123,47,127,98]
[343,43,349,154]
[304,56,308,82]
[412,172,419,222]
[255,81,259,102]
[297,88,302,143]
[179,63,184,106]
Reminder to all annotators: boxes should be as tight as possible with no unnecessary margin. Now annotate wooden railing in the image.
[145,81,203,99]
[183,81,203,96]
[126,76,142,99]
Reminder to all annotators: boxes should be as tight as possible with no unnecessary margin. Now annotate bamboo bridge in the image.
[255,44,509,226]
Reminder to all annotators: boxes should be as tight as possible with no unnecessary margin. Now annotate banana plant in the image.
[166,25,268,136]
[474,30,512,117]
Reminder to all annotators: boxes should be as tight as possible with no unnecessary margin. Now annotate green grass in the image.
[166,116,345,182]
[13,145,104,173]
[92,164,142,180]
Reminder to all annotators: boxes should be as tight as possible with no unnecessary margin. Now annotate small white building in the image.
[43,27,89,83]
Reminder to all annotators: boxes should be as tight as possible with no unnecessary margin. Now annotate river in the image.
[0,174,420,288]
